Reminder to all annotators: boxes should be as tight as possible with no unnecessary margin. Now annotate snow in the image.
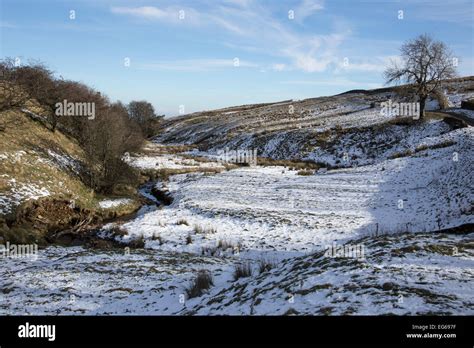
[0,149,82,215]
[125,153,224,170]
[98,198,133,209]
[1,229,471,315]
[449,108,474,120]
[0,246,235,315]
[108,127,472,260]
[1,85,473,315]
[46,150,81,174]
[0,179,50,215]
[304,119,454,167]
[447,91,474,108]
[187,232,474,315]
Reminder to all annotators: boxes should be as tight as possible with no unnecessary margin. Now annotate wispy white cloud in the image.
[293,0,324,23]
[140,59,258,72]
[111,6,169,20]
[111,6,202,25]
[204,1,350,73]
[209,15,247,35]
[111,1,350,74]
[281,79,381,89]
[281,32,349,72]
[271,63,287,71]
[334,56,401,73]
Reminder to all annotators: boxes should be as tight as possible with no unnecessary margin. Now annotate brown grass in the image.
[185,270,213,298]
[297,170,314,176]
[233,263,253,280]
[177,218,189,226]
[257,157,321,170]
[194,225,217,235]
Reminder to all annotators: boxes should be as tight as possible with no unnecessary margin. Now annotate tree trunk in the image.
[419,96,427,120]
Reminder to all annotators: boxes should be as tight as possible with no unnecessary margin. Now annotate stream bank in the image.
[0,179,169,248]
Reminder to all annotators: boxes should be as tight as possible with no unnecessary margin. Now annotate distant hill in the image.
[154,76,474,166]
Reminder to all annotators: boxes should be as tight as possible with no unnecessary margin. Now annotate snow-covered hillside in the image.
[2,230,471,315]
[108,127,473,259]
[0,110,88,217]
[155,78,474,162]
[187,231,474,315]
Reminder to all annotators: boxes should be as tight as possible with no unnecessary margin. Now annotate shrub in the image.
[217,239,238,251]
[127,234,146,248]
[151,233,163,244]
[194,225,216,234]
[186,234,193,245]
[297,170,314,176]
[0,59,58,128]
[128,100,164,138]
[177,219,189,226]
[233,263,252,280]
[185,270,213,298]
[258,259,276,274]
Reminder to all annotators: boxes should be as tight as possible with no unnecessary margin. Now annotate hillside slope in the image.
[0,108,92,217]
[0,107,139,242]
[156,77,474,167]
[184,231,474,315]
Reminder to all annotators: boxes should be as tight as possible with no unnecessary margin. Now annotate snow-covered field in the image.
[107,127,472,260]
[0,121,460,315]
[125,151,224,170]
[98,198,133,209]
[0,246,235,315]
[189,232,474,315]
[450,108,474,121]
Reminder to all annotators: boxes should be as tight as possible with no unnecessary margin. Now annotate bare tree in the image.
[0,58,29,112]
[128,100,163,137]
[1,59,60,130]
[384,34,457,118]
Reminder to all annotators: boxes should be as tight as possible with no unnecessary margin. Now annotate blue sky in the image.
[1,0,473,116]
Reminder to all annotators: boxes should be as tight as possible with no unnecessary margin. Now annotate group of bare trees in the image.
[0,59,164,193]
[128,100,164,138]
[0,59,61,129]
